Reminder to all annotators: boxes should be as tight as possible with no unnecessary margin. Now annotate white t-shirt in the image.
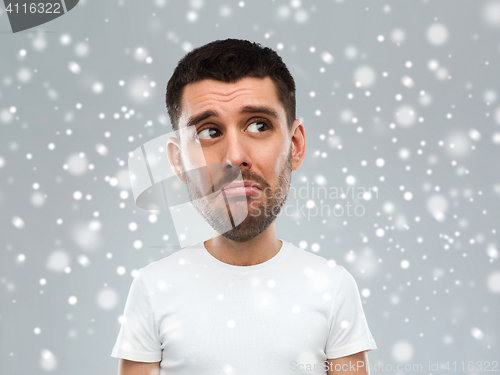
[111,239,377,374]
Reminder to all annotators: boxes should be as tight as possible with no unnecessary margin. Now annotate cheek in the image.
[179,154,209,187]
[259,148,287,184]
[180,141,207,170]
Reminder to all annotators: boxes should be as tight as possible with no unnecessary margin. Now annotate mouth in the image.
[216,181,262,197]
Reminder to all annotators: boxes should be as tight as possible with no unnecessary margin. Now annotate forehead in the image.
[179,76,285,125]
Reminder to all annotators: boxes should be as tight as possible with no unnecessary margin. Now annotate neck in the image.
[204,225,282,266]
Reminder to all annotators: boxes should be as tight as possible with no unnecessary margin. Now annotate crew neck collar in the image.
[198,238,289,273]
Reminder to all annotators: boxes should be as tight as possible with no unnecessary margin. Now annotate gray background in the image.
[1,0,500,374]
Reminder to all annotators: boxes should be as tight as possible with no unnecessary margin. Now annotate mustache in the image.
[206,168,266,197]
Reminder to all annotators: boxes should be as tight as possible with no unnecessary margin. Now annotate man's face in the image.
[175,76,297,243]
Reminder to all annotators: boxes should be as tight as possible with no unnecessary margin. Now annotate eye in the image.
[247,120,270,133]
[197,127,221,140]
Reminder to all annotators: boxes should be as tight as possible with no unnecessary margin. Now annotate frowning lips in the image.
[216,180,261,196]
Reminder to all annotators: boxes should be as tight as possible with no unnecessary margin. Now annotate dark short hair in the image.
[166,38,296,133]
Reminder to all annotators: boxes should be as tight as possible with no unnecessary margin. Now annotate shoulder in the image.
[286,242,344,270]
[138,245,202,281]
[284,242,348,285]
[285,244,362,302]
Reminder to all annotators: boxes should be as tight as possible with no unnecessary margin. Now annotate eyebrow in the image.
[186,105,282,128]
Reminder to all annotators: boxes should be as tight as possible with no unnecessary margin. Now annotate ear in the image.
[290,118,306,171]
[166,137,186,183]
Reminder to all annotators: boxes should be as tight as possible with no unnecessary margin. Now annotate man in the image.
[111,38,377,375]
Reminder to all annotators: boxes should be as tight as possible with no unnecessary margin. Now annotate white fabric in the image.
[111,239,377,374]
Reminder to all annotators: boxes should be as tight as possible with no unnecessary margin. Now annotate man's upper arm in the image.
[111,268,162,363]
[326,351,370,375]
[118,358,160,375]
[325,266,377,358]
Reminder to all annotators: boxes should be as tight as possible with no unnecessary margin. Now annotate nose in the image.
[222,128,252,171]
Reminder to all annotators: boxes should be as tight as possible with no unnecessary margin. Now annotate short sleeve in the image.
[110,268,162,362]
[325,266,377,359]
